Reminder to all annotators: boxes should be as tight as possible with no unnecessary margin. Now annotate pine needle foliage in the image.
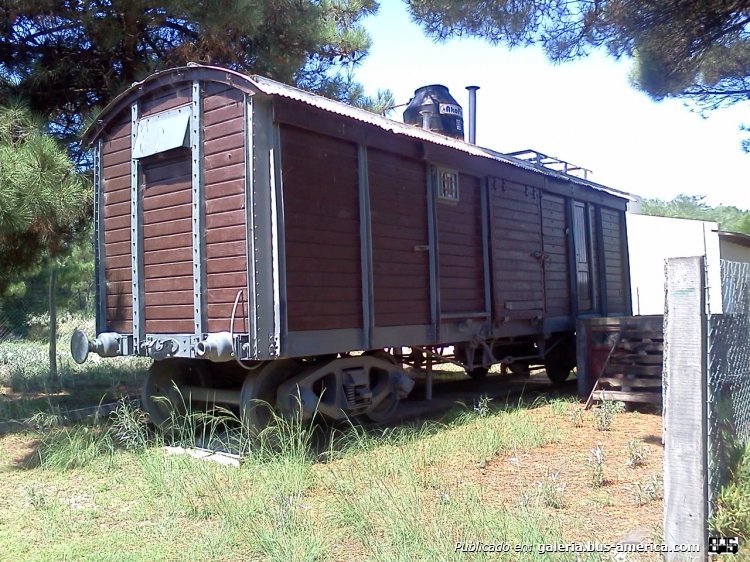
[406,0,750,113]
[0,0,387,151]
[0,100,90,295]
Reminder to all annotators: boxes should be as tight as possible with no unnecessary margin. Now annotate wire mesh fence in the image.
[707,260,750,520]
[0,274,96,393]
[0,293,56,342]
[0,273,95,342]
[0,275,150,423]
[663,257,750,558]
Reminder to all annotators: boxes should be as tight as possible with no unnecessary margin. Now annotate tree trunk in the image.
[49,268,57,382]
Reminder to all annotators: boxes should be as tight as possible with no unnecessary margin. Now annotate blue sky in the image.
[355,0,750,209]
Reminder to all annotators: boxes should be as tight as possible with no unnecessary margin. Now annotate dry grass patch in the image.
[0,397,663,561]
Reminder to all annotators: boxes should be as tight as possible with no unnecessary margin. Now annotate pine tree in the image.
[406,0,750,111]
[0,100,90,296]
[0,0,383,152]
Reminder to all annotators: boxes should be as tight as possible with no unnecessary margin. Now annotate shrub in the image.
[536,469,566,509]
[625,438,649,468]
[589,445,605,487]
[710,442,750,541]
[592,400,625,431]
[632,474,663,506]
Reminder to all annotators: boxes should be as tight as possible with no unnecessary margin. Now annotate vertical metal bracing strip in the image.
[250,98,281,359]
[130,102,144,351]
[269,124,283,356]
[358,145,374,350]
[566,198,579,317]
[595,206,608,316]
[584,202,596,311]
[480,177,492,327]
[271,123,286,351]
[537,185,547,315]
[619,210,633,315]
[427,165,440,341]
[243,95,258,358]
[191,81,205,338]
[93,139,106,335]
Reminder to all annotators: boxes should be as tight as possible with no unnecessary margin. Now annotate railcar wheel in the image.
[544,333,576,385]
[467,366,489,380]
[142,359,209,430]
[545,362,574,385]
[363,350,400,423]
[508,364,531,377]
[364,391,399,423]
[240,359,301,433]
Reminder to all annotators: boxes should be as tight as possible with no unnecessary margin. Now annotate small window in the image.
[437,168,459,203]
[132,105,191,159]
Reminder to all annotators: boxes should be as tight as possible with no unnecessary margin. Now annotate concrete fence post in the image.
[663,256,707,561]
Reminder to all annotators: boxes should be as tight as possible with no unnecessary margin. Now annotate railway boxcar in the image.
[73,65,631,430]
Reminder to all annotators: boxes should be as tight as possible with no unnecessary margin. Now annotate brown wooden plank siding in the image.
[541,194,570,316]
[588,204,601,312]
[203,83,248,333]
[101,112,133,332]
[601,208,628,313]
[140,85,191,117]
[140,152,194,333]
[490,180,544,319]
[437,173,484,315]
[281,125,362,332]
[369,150,430,327]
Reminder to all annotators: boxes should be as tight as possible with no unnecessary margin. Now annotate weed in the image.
[569,407,585,427]
[536,469,566,509]
[625,438,649,468]
[589,445,605,487]
[651,524,664,545]
[109,397,150,450]
[24,486,48,510]
[473,394,492,417]
[592,491,612,506]
[632,473,663,506]
[593,400,625,431]
[34,423,115,470]
[430,481,452,504]
[27,410,62,431]
[549,397,573,417]
[710,442,750,541]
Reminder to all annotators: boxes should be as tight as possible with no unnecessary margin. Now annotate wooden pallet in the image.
[584,318,663,408]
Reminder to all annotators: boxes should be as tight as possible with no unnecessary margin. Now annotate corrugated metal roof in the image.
[85,64,632,201]
[248,73,635,201]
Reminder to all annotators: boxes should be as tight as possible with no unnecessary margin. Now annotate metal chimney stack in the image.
[466,86,479,144]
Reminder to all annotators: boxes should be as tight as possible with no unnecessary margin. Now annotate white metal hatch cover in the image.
[132,105,191,159]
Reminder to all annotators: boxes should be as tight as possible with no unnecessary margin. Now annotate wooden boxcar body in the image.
[76,65,631,427]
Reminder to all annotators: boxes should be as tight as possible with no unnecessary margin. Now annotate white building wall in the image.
[626,214,722,315]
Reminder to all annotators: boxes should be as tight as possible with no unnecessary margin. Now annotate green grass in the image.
[0,315,149,421]
[0,398,617,562]
[710,441,750,544]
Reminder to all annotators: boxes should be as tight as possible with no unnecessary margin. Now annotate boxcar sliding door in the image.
[489,179,545,322]
[434,169,486,320]
[369,150,431,330]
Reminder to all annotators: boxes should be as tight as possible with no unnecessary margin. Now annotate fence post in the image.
[663,256,707,561]
[49,268,57,381]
